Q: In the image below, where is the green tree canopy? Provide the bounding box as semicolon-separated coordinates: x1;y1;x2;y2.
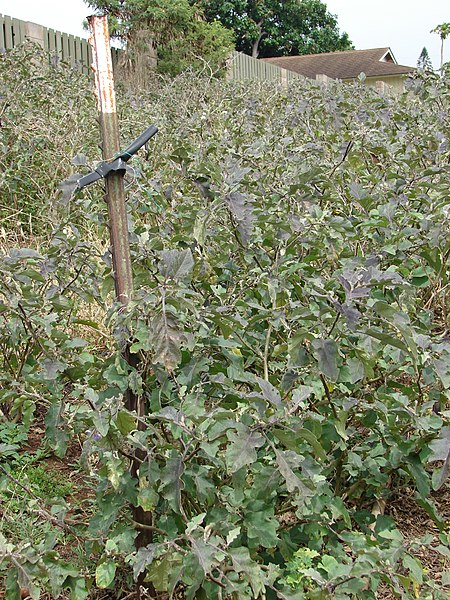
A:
417;46;433;71
196;0;353;58
85;0;234;77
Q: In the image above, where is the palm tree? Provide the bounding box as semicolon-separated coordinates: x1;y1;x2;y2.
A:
431;22;450;70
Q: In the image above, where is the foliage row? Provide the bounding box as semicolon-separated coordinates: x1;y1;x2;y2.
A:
1;46;450;599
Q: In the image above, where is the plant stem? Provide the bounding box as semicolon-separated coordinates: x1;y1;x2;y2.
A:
263;322;273;381
320;374;338;419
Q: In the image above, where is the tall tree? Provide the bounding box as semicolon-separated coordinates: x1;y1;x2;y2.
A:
431;22;450;70
196;0;353;58
417;47;433;71
85;0;234;78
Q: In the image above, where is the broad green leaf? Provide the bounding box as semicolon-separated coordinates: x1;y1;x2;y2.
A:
246;510;279;548
410;266;429;287
0;443;19;457
228;547;265;597
349;182;370;205
45;402;69;458
152;312;183;371
256;377;282;408
373;301;409;326
193;213;207;246
137;486;159;511
275;449;312;496
428;427;450;462
5;569;21;600
415;496;444;529
290;385;314;408
273;428;326;462
50;294;72;311
225;427;265;473
225;191;255;244
406;456;430;497
159;249;194;280
42;358;67;380
63;337;87;349
365;329;407;352
376;526;403;542
133;544;159;579
340;302;361;329
147;552;183;592
95;560;116;588
10;248;42;259
434;358;450;389
66;576;89;600
93;410;110;437
402;554;423;584
19;268;45;282
100;274;115;300
159;454;185;513
116;410;136;435
346;357;365;383
185;512;207;535
334;411;349;441
189;535;217;574
103;363;129;392
428;427;450;490
105;455;126;490
226;527;241;546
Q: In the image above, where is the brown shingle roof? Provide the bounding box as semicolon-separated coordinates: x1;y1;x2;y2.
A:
263;48;415;80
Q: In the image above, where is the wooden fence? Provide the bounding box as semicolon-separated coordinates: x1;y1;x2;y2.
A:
228;51;302;84
0;13;119;76
1;13;300;83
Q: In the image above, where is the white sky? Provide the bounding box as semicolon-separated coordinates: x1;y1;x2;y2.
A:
0;0;448;69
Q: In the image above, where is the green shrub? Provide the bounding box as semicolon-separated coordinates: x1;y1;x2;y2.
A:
0;44;98;236
0;51;449;598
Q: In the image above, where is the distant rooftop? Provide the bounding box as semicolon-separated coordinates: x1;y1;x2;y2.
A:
263;48;415;80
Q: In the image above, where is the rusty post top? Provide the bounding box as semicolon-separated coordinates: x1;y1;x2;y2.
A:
88;15;116;115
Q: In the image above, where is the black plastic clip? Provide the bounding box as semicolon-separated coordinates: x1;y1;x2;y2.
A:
77;124;158;190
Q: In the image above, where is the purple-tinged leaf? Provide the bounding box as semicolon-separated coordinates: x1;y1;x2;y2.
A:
312;338;339;381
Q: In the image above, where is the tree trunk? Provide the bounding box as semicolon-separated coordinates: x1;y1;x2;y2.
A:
251;21;265;59
116;29;157;87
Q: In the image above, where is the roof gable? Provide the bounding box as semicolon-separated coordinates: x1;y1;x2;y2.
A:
263;48;414;80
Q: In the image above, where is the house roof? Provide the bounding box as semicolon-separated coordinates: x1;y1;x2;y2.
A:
263;48;415;80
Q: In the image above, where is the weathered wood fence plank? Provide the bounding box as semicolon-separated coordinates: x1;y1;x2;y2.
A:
228;50;301;85
0;13;98;75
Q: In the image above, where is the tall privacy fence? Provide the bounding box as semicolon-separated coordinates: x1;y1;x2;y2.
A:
0;13;119;75
0;13;300;83
228;51;301;84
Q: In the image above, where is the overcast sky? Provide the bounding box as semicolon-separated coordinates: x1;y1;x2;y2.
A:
0;0;448;69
